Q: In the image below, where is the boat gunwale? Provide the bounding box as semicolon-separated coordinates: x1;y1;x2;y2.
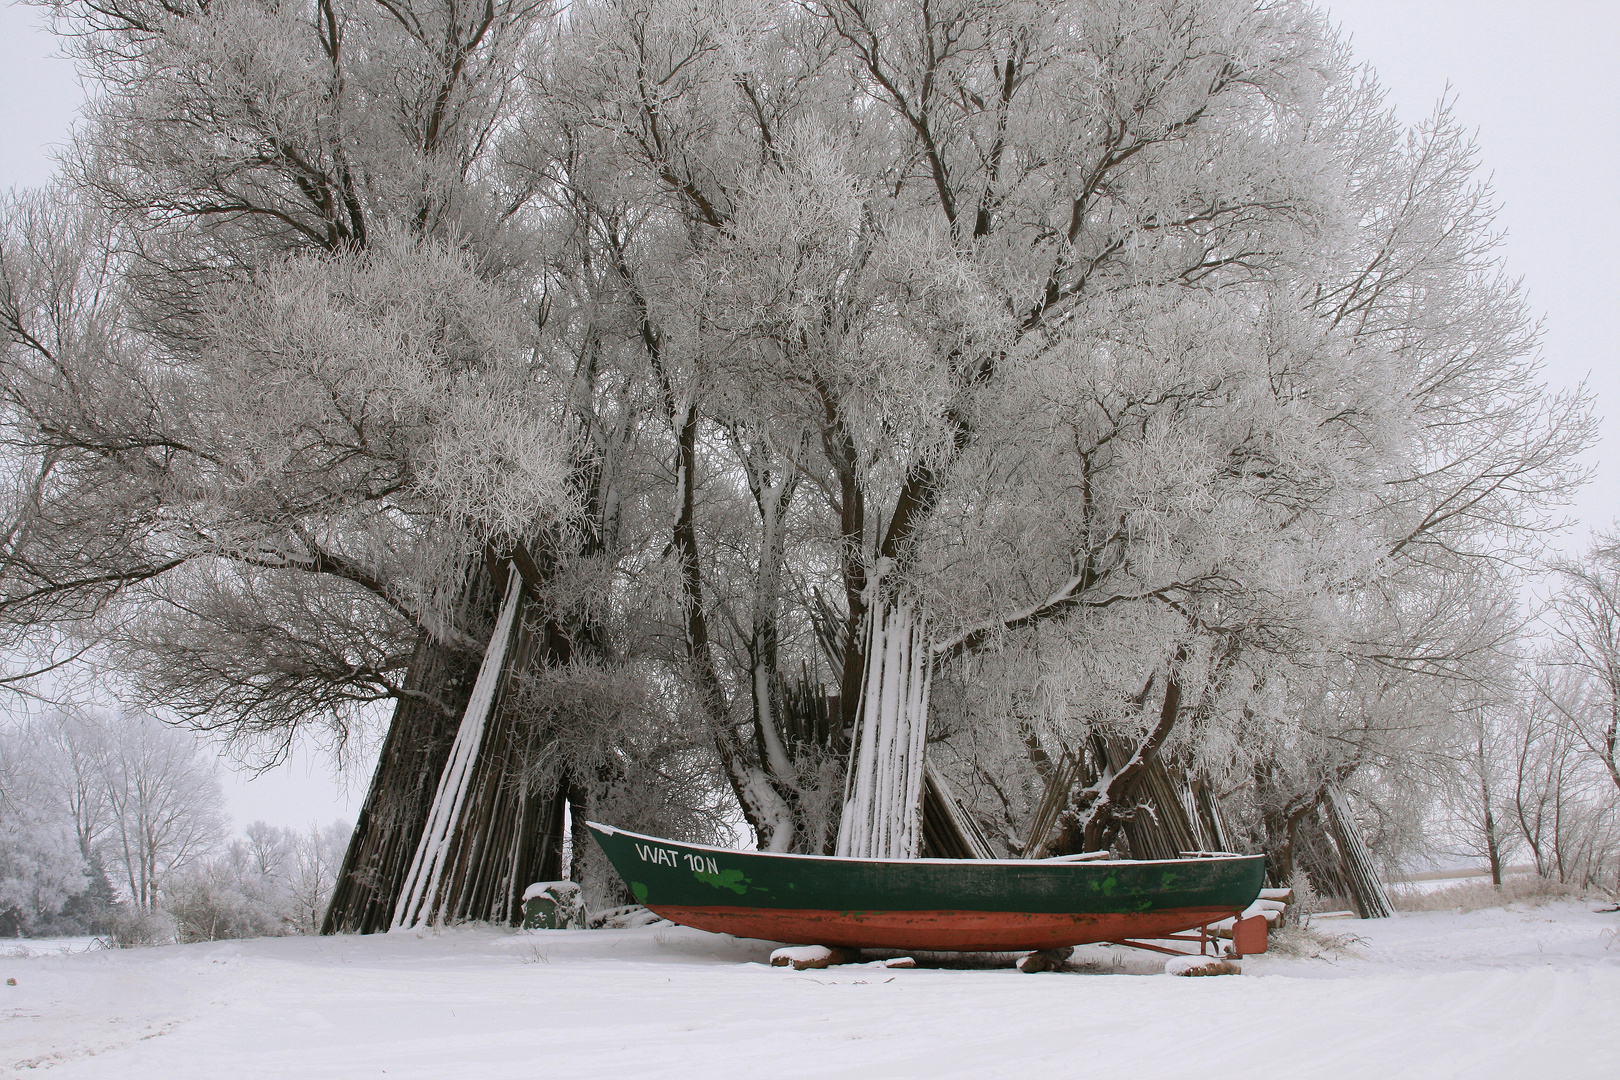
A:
586;821;1259;870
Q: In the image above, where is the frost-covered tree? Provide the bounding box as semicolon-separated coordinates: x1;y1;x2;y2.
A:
1437;698;1518;885
93;711;226;912
0;727;92;934
1272;93;1595;873
0;196;570;750
166;818;351;939
286;820;351;933
526;0;1383;853
1170;88;1595;879
2;0;1598;923
1505;668;1618;889
1540;530;1620;797
1;0;584;929
1;708;224;931
531;0;1591;867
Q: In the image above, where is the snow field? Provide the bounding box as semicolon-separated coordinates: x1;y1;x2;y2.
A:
2;902;1616;1079
0;937;101;960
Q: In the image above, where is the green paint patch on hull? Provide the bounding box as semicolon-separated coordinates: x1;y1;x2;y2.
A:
588;822;1265;952
693;868;750;894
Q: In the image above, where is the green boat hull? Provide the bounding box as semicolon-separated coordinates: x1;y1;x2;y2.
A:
588;822;1264;951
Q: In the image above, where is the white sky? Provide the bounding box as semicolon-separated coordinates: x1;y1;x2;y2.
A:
2;1;1616;829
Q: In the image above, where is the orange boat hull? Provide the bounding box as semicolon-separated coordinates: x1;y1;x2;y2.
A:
651;904;1236;951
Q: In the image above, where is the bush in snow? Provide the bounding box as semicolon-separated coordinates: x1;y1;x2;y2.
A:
166;821;351;942
106;905;176;948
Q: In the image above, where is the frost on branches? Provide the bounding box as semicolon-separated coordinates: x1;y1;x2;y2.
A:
0;0;1599;926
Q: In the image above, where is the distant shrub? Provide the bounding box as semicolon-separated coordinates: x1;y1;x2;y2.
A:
107;906;176;948
165;874;290;943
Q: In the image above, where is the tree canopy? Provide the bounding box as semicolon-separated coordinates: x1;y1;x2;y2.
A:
0;0;1598;917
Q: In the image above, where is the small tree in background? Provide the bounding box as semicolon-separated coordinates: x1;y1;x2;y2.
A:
4;706;354;939
2;709;223;934
1439;699;1519;886
1541;533;1620;798
165;819;351;941
285;822;350;934
95;712;225;912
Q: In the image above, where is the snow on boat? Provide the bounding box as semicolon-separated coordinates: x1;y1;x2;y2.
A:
588;822;1266;952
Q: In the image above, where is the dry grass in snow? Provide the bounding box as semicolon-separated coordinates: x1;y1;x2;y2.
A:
1390;873;1598;913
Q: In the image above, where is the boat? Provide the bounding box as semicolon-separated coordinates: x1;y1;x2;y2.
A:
588;822;1265;952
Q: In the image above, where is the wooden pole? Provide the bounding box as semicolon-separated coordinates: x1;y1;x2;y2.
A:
836;602;934;860
1322;783;1393;919
322;577;490;935
392;573;525;930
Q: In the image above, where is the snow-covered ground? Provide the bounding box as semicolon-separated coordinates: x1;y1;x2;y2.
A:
0;938;102;960
3;902;1616;1079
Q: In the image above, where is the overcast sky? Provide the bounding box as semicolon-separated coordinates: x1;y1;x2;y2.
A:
2;1;1617;830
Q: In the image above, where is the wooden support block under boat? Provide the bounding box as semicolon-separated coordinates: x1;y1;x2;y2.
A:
1016;947;1073;973
769;945;860;970
587;822;1265;953
1165;955;1242;976
1231;914;1269;957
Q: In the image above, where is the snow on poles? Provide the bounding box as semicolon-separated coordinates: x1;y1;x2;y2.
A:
1323;783;1394;919
391;572;525;931
836;602;933;860
902;613;932;858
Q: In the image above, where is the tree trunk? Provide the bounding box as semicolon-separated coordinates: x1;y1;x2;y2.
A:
919;763;994;859
1321;783;1394;919
1473;721;1503;886
390;562;601;930
322;631;483;934
392;574;527;929
1042;649;1187;856
1261;776;1325;889
567;781;593;886
1482;785;1503;887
